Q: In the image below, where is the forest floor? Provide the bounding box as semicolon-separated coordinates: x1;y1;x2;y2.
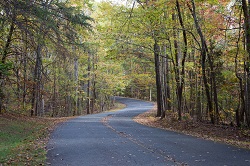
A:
0;102;126;165
134;105;250;150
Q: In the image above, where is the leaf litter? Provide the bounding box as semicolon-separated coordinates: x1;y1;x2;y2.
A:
134;106;250;150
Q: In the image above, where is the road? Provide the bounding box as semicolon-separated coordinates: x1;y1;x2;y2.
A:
46;97;250;166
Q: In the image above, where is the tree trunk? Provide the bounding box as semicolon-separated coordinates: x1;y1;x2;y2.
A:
160;46;166;118
208;41;220;123
15;55;21;106
166;58;171;113
74;57;78;116
52;67;57;117
233;8;245;126
242;0;250;127
0;14;15;113
154;39;162;117
22;36;27;112
91;53;97;114
32;44;43;116
176;0;188;120
188;0;215;124
172;12;182;121
86;52;91;114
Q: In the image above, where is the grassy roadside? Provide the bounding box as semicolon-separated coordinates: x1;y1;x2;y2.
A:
0;102;126;165
0;113;72;165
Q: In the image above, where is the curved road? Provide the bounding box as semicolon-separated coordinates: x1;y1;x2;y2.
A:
47;97;250;166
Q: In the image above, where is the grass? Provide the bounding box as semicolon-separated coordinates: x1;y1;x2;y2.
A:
0;113;72;165
0;102;126;165
0;114;49;165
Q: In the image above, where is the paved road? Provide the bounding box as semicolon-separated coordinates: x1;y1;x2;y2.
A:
46;97;250;166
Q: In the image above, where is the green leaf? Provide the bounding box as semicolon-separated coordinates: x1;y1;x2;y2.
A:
0;62;13;76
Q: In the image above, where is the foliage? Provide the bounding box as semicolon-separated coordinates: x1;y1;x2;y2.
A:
93;0;250;127
0;0;128;117
0;62;12;76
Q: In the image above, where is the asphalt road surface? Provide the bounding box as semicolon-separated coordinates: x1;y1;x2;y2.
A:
46;97;250;166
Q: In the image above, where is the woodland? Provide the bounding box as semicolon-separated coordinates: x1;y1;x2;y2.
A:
1;0;250;128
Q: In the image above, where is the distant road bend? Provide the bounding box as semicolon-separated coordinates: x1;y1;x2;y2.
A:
46;97;250;166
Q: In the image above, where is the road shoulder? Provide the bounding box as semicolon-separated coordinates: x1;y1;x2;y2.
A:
134;106;250;150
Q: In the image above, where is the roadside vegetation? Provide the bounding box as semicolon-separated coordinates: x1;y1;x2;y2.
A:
2;1;250;127
0;114;71;165
134;106;250;150
0;102;125;165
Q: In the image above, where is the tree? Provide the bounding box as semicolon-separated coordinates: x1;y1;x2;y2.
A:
0;0;92;116
242;0;250;126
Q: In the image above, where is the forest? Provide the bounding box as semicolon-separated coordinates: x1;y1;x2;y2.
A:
1;0;250;128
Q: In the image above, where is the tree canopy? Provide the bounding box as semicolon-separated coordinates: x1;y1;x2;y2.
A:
1;0;250;127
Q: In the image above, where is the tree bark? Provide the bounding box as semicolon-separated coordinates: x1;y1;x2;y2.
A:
233;8;245;126
160;46;166;118
172;12;182;121
74;57;78;116
208;42;219;123
242;0;250;126
86;51;91;114
32;44;43;116
154;39;162;117
175;0;188;121
22;27;28;112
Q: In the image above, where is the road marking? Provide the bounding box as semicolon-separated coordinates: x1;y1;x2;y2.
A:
101;115;188;166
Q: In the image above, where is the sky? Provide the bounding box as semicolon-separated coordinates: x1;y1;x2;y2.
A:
94;0;130;6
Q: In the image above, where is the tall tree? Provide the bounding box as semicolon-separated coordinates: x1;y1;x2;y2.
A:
242;0;250;126
188;0;215;124
0;0;92;115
